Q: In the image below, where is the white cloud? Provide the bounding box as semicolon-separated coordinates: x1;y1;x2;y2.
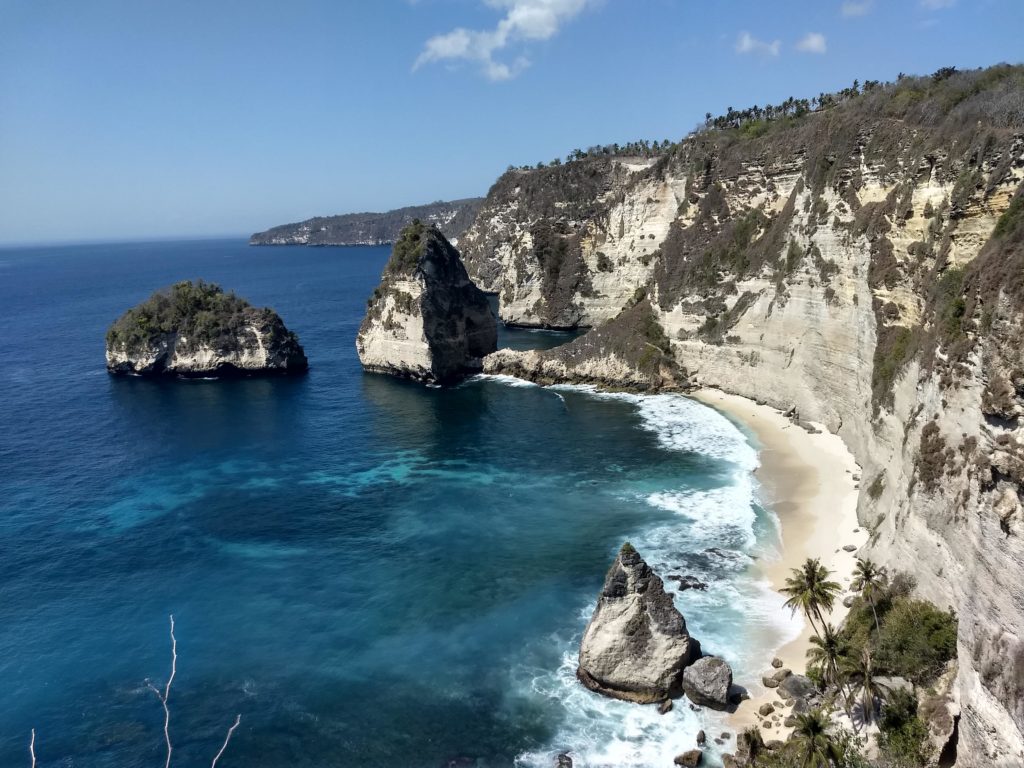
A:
920;0;955;8
796;32;827;54
414;0;593;81
735;31;780;57
841;1;873;17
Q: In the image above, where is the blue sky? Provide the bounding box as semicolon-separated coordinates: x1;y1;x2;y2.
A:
1;0;1021;244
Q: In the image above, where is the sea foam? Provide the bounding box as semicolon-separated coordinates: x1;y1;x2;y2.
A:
507;384;797;768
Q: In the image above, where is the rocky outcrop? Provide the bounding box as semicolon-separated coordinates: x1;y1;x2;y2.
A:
250;198;483;247
483;297;685;392
673;750;703;767
357;221;497;384
681;656;733;710
105;280;307;377
460;66;1024;764
577;543;701;703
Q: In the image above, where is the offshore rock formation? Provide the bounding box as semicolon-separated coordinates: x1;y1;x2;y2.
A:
250;198;483;247
105;280;307;377
463;66;1024;764
577;543;701;703
357;221;496;384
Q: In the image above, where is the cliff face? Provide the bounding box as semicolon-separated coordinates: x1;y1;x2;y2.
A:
467;66;1024;765
106;281;308;377
357;221;497;384
250;198;483;247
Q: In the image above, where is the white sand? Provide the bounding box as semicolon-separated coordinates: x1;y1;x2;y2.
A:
691;390;868;738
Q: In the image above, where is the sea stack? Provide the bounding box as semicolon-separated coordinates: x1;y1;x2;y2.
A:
105;280;308;377
357;220;497;384
577;543;702;703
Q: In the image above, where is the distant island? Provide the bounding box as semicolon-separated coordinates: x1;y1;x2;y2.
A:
249;198;483;247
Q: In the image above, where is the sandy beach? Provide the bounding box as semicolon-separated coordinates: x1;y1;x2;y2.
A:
691;389;868;738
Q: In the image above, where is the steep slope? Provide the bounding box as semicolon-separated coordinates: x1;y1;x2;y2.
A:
468;65;1024;766
250;198;483;246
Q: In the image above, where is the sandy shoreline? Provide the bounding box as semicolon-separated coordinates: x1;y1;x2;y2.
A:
691;389;867;739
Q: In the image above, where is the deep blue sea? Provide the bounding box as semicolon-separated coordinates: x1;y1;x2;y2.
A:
0;239;796;768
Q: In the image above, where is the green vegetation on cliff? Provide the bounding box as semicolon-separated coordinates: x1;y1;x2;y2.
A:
388;218;429;274
106;280;298;354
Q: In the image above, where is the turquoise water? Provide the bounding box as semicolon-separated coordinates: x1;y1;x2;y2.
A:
0;240;795;767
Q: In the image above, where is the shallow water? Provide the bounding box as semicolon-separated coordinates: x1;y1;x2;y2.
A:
0;240;797;767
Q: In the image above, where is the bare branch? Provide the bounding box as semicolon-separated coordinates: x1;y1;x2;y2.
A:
148;615;178;768
210;714;242;768
29;729;36;768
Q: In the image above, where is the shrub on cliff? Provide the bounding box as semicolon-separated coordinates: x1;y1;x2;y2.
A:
387;218;428;274
835;574;956;686
875;600;957;684
877;688;933;767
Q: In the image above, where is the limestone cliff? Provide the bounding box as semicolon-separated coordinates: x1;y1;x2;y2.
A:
465;66;1024;765
578;543;702;703
357;221;497;384
106;280;308;377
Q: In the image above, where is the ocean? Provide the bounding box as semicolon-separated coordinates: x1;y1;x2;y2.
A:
0;239;798;768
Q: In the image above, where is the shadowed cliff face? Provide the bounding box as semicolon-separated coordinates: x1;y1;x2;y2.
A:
357;222;497;384
465;66;1024;765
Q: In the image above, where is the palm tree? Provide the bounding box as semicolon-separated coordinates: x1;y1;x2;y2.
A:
807;624;841;686
789;709;844;768
842;647;891;729
781;558;843;638
851;558;887;634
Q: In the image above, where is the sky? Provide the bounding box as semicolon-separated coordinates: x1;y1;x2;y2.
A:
1;0;1022;244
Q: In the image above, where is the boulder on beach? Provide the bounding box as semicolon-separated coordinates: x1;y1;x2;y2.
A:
681;656;733;710
762;667;791;688
674;749;703;767
577;543;702;703
778;673;816;701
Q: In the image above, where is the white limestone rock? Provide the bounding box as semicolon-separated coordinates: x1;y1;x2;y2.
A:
577;543;701;703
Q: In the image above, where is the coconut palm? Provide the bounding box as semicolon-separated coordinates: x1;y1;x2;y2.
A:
789;709;844;768
851;558;888;634
807;623;853;718
842;647;891;729
781;558;843;638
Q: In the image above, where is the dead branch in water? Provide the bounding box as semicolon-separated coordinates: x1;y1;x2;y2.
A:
211;714;242;768
146;614;179;768
28;616;242;767
144;615;243;768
